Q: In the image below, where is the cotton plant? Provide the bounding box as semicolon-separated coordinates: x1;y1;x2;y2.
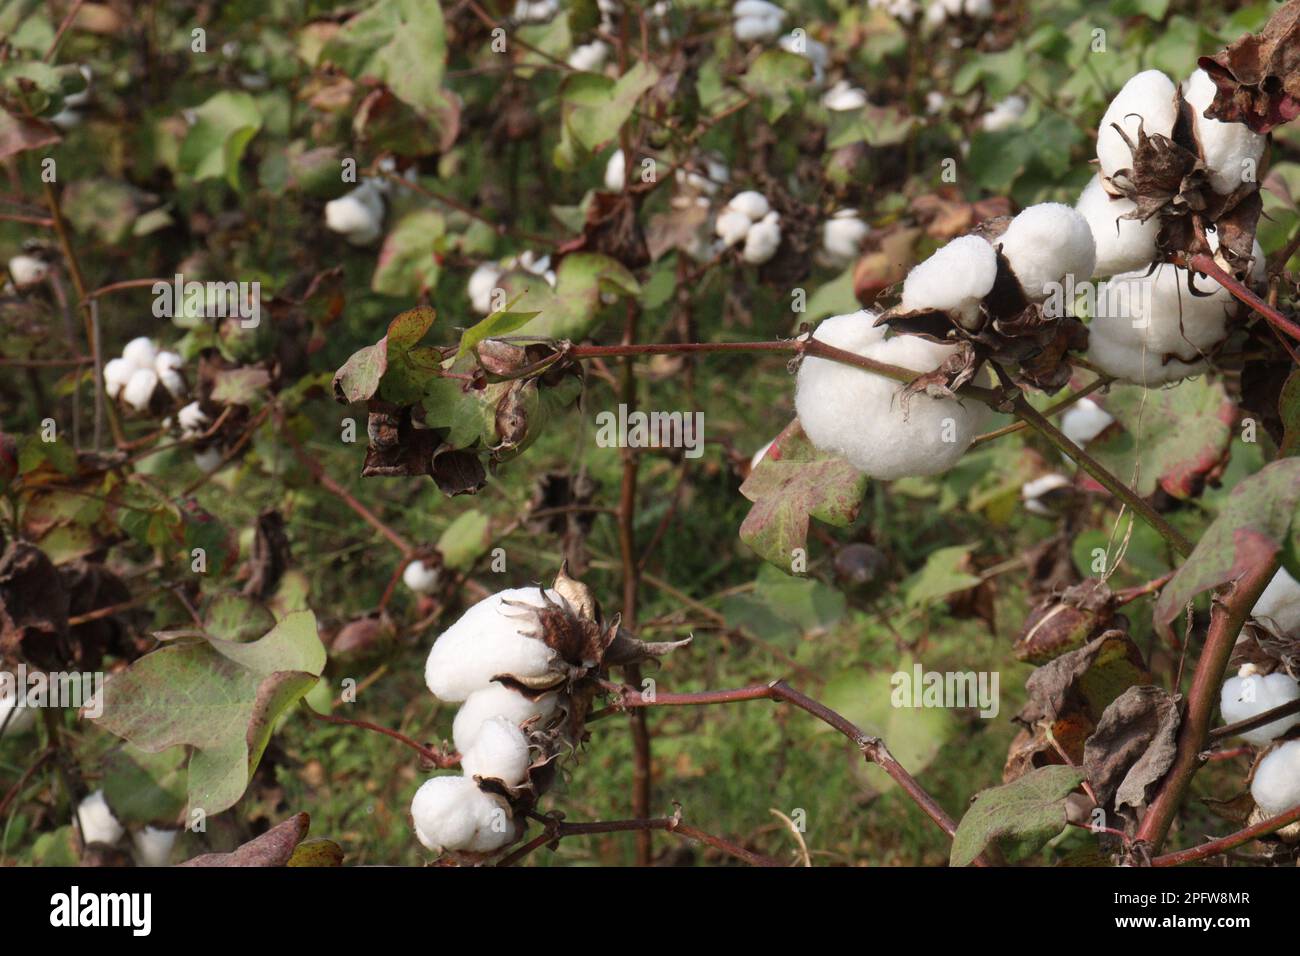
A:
7;253;49;289
674;154;729;196
1074;174;1160;278
75;790;125;846
103;337;187;412
822;80;868;112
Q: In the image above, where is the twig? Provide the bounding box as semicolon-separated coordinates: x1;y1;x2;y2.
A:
1188;252;1300;343
1208;695;1300;742
301;704;458;768
1151;802;1300;867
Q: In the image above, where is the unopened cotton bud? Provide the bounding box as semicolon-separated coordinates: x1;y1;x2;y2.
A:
122;368;159;411
460;716;531;787
1220;668;1300;746
900;234;998;329
453;683;559;754
76;790;124;846
8;254;49;288
403;559;440;595
424;588;560;702
997;203;1096;300
1097;70;1177;179
410;775;516;854
1251;740;1300;816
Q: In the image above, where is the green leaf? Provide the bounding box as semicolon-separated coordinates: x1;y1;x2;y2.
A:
371;210;445;298
557;60;658;157
827;103;916;149
333;342;388;404
102;745;188;827
91;610;327;815
742;50;811;122
950;765;1084;867
203;592;276;643
456;309;541;359
502;253;638;341
739;418;868;572
323;0;447;115
903;545;982;608
178;91;263;190
1280;369;1300;457
437;510;491;570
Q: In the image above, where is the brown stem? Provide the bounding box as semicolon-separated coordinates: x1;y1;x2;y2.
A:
1188;252;1300;343
302;705;458;768
1208;695;1300;742
1134;557;1279;854
1151;802;1300;867
970;376;1109;447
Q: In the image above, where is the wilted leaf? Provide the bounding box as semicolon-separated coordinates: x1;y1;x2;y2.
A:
1082;685;1180;812
951;765;1085;867
179;813;311;867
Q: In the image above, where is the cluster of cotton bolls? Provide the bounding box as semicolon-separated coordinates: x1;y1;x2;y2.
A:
468;251;557;315
74;790;178;866
513;0;559;24
103;337;186;412
924;0;993;27
411;588;566;856
714;191;782;265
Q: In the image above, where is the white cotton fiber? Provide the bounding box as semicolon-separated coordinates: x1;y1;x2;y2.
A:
1220;668;1300;746
727;191;771;222
981;95;1027;132
742;212;782;264
778;33;828;84
403;559;440;595
8;254;48;288
1022;473;1072;515
822;80;868;112
122;367;159;411
822;210;870;265
178;401;209;437
568;39;609;73
453;682;559;754
675;155;728;195
325;182;384;245
103;357;134;399
714;209;753;247
997;203;1097;300
122;336;158;370
1251;740;1300;816
424;588;560;702
794;311;989;479
154;350;185;397
132;826;178;867
1253;567;1300;638
410;776;516;854
1097;70;1178;179
460;716;531;787
1075;174;1160;277
604;149;626;192
76;790;124;846
1059;398;1115;446
732;0;786;41
1184;68;1266;195
468;263;504;315
900;234;998;329
193;446;224;473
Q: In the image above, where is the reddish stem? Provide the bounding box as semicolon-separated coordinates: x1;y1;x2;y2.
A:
1188;252;1300;343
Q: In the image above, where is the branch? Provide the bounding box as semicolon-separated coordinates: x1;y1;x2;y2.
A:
1207;695;1300;742
1189;252;1300;344
1151;802;1300;867
301;704;459;768
1134;558;1280;854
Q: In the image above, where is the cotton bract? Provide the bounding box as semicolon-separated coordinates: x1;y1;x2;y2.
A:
794;311;989;479
424;588;559;702
1097;70;1178;180
1184;68;1266;195
410;776;516;854
1251;740;1300;816
460;716;531;787
1075;174;1159;277
1253;568;1300;638
76;790;124;846
1220;668;1300;746
997;203;1096;300
452;682;558;754
900;234;997;329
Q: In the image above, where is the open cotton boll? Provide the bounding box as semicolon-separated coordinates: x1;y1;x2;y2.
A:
1220;668;1300;746
1253;568;1300;638
102;357;134;399
900;234;998;330
727;190;771;222
1251;740;1300;816
324;183;385;244
1097;70;1178;179
76;790;124;846
981;95;1027;132
424;588;560;702
604;149;626;192
715;209;754;247
513;0;558;24
822;80;868;112
410;776;516;854
1184;69;1266;195
1021;474;1072;516
742;213;781;264
154;351;185;397
193;446;224;473
122;368;159;411
676;156;729;195
568;39;609;72
1059;398;1115;446
997;203;1096;300
178;401;209;437
1075;174;1159;277
822;210;870;265
453;682;559;754
8;254;49;288
468;263;504;315
794;311;989;479
403;559;440;595
132;826;178;867
460;716;531;787
122;336;158;369
732;0;786;41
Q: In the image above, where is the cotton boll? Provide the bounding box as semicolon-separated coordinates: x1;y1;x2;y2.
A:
1184;68;1266;195
998;203;1097;300
424;588;560;702
981;95;1027;132
132;827;178;867
122;368;159;411
403;559;441;595
1251;740;1300;816
1059;398;1115;446
1253;568;1300;638
1021;473;1072;516
154;351;185;397
8;254;48;288
1097;70;1178;179
742;213;782;264
822;80;868;112
193;446;224;473
76;790;124;846
410;776;516;854
325;183;385;244
1075;174;1159;277
900;234;998;330
732;1;786;41
822;210;870;265
715;209;753;247
453;683;559;754
468;263;504;315
568;39;610;72
177;401;209;437
102;358;134;399
604;149;625;192
460;716;531;787
122;336;158;370
1220;668;1300;746
794;311;989;479
726;190;771;221
963;0;993;15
